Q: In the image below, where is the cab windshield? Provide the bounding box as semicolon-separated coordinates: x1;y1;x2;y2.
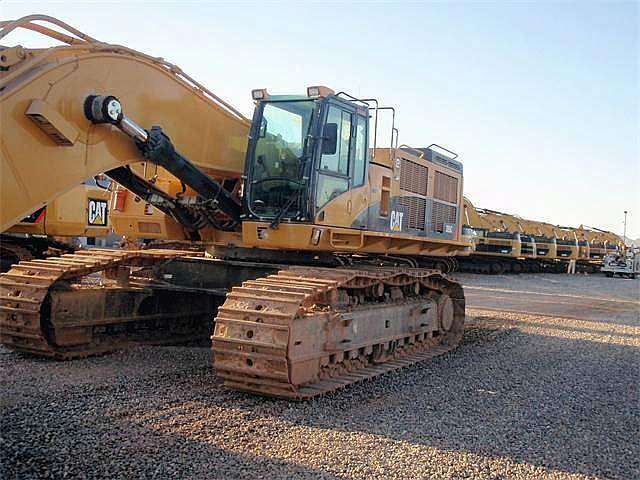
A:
249;100;315;217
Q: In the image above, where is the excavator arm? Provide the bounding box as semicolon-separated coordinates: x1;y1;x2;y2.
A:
105;166;201;237
83;95;243;229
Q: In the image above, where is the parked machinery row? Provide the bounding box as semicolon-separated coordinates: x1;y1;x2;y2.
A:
458;198;624;274
86;169;625;276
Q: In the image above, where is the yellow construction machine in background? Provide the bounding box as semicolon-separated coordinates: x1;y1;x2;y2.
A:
1;181;111;271
459;198;624;274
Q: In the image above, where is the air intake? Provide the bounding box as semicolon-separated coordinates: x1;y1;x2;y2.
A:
25;100;78;146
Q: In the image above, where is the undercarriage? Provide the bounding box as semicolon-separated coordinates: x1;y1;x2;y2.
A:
458;256;571;274
0;248;464;399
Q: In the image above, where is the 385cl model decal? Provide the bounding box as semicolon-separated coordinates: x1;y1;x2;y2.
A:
88;199;108;226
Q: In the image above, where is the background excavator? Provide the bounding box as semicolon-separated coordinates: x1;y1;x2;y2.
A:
460;197;524;273
459;197;624;274
1;15;468;400
1;181;111;272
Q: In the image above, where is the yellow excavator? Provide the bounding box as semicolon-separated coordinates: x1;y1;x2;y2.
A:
1;181;111;271
107;165;194;243
1;15;469;399
460;196;618;274
459;197;524;273
573;226;624;272
538;223;579;261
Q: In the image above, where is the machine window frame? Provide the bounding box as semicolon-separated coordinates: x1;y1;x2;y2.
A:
318;105;353;176
244;98;317;221
314;100;357;212
351;113;368;187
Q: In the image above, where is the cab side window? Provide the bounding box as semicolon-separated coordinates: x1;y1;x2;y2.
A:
316;105;353;209
352;114;367;187
319;106;351;175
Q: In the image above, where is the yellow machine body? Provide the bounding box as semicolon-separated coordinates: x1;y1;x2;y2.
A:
6;183;111;237
107;164;192;241
239;146;469;257
462;197;522;259
0;35;249;232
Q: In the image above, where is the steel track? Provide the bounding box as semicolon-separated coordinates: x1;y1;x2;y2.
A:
0;248;206;358
213;266;465;399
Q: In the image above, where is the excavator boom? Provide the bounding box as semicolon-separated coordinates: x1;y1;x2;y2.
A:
0;15;249;232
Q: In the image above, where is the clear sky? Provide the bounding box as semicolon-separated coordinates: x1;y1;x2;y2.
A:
3;0;639;238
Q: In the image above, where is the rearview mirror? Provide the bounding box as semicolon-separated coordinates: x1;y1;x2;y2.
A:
321;123;338;155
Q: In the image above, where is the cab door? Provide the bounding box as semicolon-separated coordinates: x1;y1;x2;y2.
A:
314;103;354;228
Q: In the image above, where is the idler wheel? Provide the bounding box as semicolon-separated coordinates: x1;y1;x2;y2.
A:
436;294;454;332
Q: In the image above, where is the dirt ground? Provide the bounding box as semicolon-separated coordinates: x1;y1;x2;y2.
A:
1;273;638;479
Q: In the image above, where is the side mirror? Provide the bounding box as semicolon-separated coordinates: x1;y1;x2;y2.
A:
321;123;338;155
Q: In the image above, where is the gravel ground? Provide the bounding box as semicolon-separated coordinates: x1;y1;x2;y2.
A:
458;272;639;324
1;273;638;479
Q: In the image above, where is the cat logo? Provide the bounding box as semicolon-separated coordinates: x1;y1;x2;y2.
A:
87;199;108;226
390;210;404;232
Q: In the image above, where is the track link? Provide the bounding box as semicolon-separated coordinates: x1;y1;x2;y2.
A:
0;248;204;358
0;243;34;273
212;266;465;399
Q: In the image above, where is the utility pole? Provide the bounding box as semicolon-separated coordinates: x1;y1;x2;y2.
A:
623;210;628;245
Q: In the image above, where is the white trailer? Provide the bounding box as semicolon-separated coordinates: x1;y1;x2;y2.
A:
601;247;640;279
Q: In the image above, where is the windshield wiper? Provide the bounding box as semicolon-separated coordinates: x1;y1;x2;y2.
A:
267;150;311;229
269;188;302;230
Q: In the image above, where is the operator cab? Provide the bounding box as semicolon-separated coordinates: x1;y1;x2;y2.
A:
243;86;464;249
244;86;368;227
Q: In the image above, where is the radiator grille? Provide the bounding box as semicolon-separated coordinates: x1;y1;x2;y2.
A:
399;158;428;196
434;171;458;204
399;196;426;231
431;201;457;233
